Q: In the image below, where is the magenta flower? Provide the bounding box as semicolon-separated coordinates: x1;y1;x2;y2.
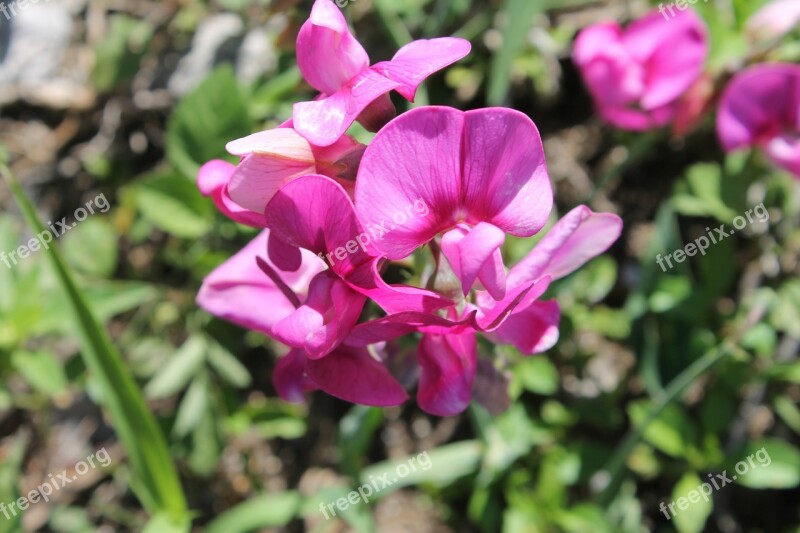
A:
355;106;553;300
717;63;800;178
572;9;708;131
292;0;471;146
197;230;408;406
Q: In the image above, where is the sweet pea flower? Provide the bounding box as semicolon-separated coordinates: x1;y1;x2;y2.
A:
197;230;408;406
345;205;622;416
355;106;553;301
717;63;800;178
197;126;365;227
292;0;471;146
572;9;708;131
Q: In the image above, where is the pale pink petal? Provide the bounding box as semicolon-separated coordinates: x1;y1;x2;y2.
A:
296;0;370;95
507;206;623;289
371;37;472;101
227;154;316;214
746;0;800;41
197;159;268;227
305;346;409;406
417;330;477;416
462;109;553;236
486;300;560;354
293;69;402;147
225;128;315;159
355;106;464;259
197;231;299;335
441;223;506;299
765;134;800;177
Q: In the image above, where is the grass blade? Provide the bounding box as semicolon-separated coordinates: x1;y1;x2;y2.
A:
0;165;189;528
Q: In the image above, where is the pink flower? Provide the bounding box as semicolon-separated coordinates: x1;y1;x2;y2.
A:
292;0;471;146
746;0;800;41
197;229;408;406
197;126;365;227
354;106;553;300
572;9;708;131
717;63;800;178
344;206;622;416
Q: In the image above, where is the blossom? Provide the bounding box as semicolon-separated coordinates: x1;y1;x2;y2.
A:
746;0;800;41
717;63;800;178
197;126;365;227
354;105;553;300
292;0;471;146
572;9;708;131
197;229;409;406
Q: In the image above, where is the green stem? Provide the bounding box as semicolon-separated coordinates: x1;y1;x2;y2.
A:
597;341;737;506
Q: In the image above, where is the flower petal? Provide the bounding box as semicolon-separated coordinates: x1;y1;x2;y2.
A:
272;271;365;359
486;300;560;354
305;345;409;406
198;159;267;227
296;0;370;95
507;206;622;289
227;153;316;214
461;108;553;236
264;174;378;276
355;106;464;258
293;69;402;147
197;231;321;335
273;349;316;403
441;222;506;299
371;37;472;101
417;330;477;416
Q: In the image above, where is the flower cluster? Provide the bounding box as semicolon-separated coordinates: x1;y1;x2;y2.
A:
195;0;622;416
573;0;800;180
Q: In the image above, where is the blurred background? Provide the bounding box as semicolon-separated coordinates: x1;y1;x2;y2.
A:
0;0;798;531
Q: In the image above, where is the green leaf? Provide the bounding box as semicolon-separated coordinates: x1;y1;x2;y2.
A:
145;335;206;399
206;492;300;533
0;437;25;533
172;374;209;437
515;356;559;395
166;66;253;179
133;172;213;238
628;401;696;459
359;441;483;494
207;339;251;388
728;438;800;489
339;406;384;478
672;472;712;533
1;166;189;528
62;218;119;277
11;350;68;396
92;15;153;92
